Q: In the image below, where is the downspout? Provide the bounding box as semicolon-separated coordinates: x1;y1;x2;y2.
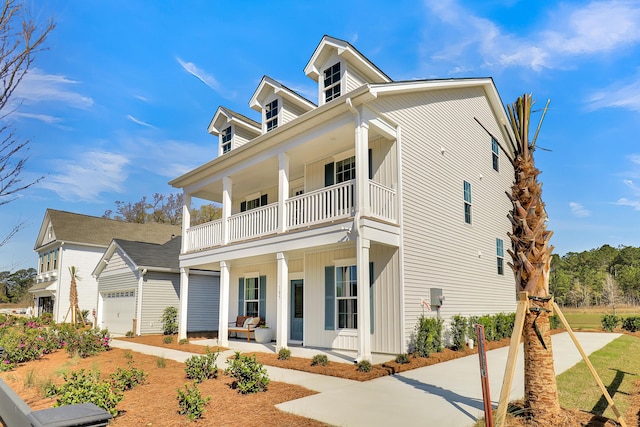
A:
135;267;147;336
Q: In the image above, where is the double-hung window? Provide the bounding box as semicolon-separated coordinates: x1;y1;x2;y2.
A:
496;238;504;275
463;180;472;224
244;277;259;317
221;126;232;154
335;156;355;183
324;62;341;102
265;99;278;132
336;265;357;329
492;137;499;171
240;194;268;212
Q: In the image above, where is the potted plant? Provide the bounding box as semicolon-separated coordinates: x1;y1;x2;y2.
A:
254;323;272;343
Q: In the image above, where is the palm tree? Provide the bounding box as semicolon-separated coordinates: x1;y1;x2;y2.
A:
505;94;560;422
65;266;85;326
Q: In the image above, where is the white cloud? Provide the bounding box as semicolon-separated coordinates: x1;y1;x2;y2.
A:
569;201;591;217
587;78;640;112
13;68;94;108
422;0;640;72
13;112;62;124
177;57;220;91
127;114;155;128
39;151;130;202
616;197;640;210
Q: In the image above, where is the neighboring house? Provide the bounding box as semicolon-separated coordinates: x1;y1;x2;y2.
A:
169;35;518;361
29;209;181;323
93;236;219;336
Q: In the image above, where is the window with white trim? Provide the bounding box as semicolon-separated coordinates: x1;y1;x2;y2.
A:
265;99;278;132
244;277;259;317
324;62;341;102
336;265;357;329
240;194;268;212
221;126;232;154
463;180;472;224
492;137;499;171
335;156;355;183
496;238;504;275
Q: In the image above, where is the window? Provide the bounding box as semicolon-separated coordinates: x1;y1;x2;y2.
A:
335;156;355;183
240;194;268;212
496;238;504;275
492;137;499;171
463;181;472;224
336;265;357;329
53;250;58;269
324;62;341;102
221;126;232;154
244;277;259;317
265;99;278;131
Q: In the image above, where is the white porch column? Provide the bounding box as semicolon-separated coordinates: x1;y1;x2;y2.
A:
222;177;232;244
178;267;190;340
218;260;230;347
277;153;290;233
355;120;370;217
181;193;191;253
275;252;289;351
356;237;371;362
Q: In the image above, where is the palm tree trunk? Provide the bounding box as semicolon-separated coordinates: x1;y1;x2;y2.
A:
507;94;561;421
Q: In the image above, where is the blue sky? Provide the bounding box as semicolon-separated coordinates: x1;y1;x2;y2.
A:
2;0;640;271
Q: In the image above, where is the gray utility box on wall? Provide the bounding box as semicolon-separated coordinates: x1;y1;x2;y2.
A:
430;288;444;309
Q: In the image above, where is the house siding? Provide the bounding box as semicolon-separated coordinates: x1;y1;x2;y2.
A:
281;100;306;125
54;244;104;323
187;274;220;332
103;249;135;273
369;87;517;347
234;126;255;150
140;272;180;335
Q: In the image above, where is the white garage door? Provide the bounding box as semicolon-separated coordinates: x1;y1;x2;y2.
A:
101;290;136;335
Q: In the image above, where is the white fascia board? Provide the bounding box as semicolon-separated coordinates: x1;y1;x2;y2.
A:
136;266;179;274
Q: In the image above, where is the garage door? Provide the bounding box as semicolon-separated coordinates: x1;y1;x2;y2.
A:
101;290;136;335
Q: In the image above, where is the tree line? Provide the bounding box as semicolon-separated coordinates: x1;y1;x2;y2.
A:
0;268;36;303
550;244;640;307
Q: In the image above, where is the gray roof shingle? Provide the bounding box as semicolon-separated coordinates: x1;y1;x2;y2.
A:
114;237;181;270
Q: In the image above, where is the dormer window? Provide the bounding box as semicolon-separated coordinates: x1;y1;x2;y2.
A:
265;99;278;132
324;62;341;102
221;126;232;154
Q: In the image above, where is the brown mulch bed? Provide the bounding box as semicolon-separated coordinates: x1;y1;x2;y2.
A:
0;347;323;426
114;332;225;355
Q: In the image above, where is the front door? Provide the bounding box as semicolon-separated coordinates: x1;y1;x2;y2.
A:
290;280;303;341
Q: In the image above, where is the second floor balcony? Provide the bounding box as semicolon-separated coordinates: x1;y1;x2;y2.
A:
184;179;397;253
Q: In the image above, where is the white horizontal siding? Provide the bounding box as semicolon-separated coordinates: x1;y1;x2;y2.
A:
140;272;180;335
370;87;517;348
103;249;134;273
187;274;220;332
234;126;255;150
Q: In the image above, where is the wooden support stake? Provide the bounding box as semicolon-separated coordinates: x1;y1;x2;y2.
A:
495;292;528;426
552;302;627;427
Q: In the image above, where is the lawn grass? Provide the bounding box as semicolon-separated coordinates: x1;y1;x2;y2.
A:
560;306;638;330
557;334;640;421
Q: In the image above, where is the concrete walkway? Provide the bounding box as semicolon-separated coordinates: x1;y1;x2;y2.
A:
111;332;622;426
276;332;622;426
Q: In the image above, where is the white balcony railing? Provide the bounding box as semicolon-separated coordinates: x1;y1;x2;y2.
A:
228;203;278;242
286;181;354;229
184;180;397;252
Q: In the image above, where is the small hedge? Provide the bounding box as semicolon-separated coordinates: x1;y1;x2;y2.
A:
601;314;621;332
622;316;640;333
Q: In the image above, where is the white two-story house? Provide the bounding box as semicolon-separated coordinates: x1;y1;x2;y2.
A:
170;35;517;361
30;209;181;323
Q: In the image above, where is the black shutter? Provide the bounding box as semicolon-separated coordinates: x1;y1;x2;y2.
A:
260;194;268;206
240;201;247;212
324;162;335;187
368;148;373;180
324;266;335;330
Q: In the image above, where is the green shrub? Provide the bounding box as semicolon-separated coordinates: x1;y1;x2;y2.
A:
550;314;561;330
622;316;640;333
356;360;371;372
109;366;147;391
450;315;468;350
601;314;621;332
278;348;291;360
413;315;443;357
176;382;210;420
495;312;515;340
185;350;219;383
156;356;166;369
225;352;270;394
161;306;178;335
179;338;189;345
50;369;123;416
125;331;134;338
476;315;496;341
64;329;111;358
311;354;328;366
163;335;173;344
395;353;410;364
